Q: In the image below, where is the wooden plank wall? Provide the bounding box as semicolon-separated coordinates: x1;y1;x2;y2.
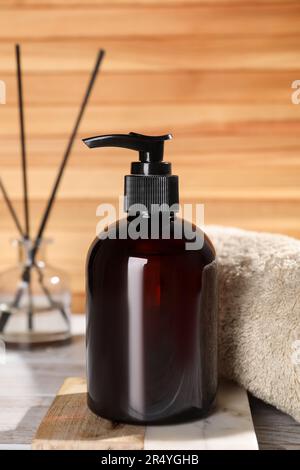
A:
0;0;300;311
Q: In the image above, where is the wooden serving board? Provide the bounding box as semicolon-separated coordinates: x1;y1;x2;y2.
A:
32;378;144;450
32;377;258;450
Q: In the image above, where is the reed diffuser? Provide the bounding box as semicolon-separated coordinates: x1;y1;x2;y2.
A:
0;45;105;348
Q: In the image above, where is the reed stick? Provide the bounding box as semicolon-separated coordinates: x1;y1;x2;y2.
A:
31;49;105;263
16;44;30;239
0;177;24;237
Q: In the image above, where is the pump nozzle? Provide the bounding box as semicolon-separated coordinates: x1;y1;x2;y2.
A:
84;132;172;163
83;132;178;213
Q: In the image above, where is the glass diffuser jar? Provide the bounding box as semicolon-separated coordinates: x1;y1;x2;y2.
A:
0;239;71;348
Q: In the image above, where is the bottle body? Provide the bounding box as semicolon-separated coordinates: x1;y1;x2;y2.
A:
86;217;217;424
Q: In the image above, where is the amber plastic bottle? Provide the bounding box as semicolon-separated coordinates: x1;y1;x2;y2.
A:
83;133;218;424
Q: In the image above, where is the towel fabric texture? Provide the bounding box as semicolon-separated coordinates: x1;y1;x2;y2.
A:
206;226;300;422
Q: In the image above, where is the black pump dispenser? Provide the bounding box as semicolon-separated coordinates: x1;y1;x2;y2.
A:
83;132;179;213
84;130;218;424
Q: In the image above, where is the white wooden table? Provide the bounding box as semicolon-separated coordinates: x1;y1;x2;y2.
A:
0;316;299;450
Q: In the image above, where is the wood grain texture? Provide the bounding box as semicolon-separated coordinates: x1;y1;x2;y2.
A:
0;5;300;39
1;0;299;7
1;71;297;105
0;0;299;311
32;377;145;450
249;395;300;450
0;38;300;72
1;105;300;137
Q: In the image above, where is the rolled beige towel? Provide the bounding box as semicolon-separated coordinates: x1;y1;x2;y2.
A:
206;225;300;422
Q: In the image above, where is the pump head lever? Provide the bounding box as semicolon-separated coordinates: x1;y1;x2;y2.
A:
83;132;172;163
